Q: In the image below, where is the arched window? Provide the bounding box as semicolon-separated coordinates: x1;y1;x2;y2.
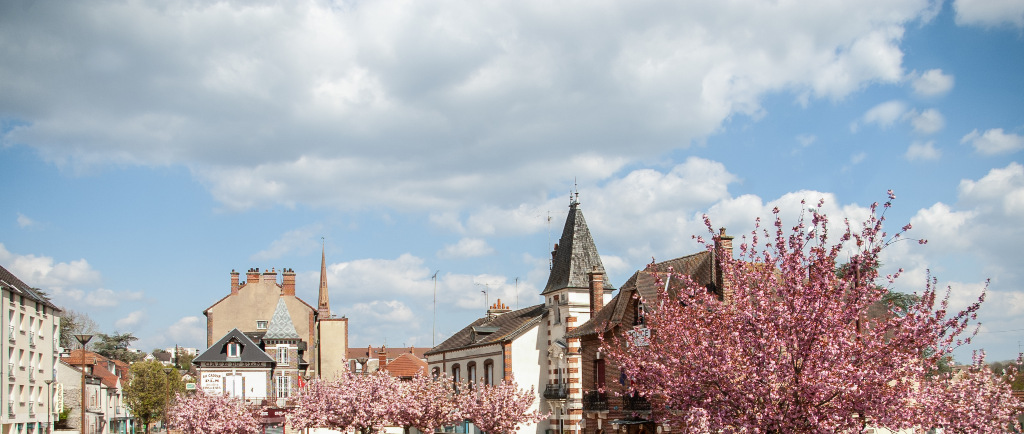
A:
431;367;440;379
451;364;461;382
483;360;495;385
467;362;477;385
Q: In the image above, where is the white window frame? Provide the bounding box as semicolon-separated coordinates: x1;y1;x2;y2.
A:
227;342;240;358
275;375;291;398
276;345;289;365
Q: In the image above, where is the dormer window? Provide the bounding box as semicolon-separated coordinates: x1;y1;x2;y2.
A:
227;342;240;358
256;321;268;330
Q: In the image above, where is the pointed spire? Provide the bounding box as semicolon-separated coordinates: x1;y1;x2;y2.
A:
318;239;331;318
542;196;606;295
264;298;301;340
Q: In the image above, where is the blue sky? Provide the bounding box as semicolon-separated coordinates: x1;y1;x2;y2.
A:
1;0;1023;362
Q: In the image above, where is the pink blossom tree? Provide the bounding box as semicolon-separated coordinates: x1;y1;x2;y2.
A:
393;372;463;434
167;391;261;434
604;195;1017;432
457;376;545;434
289;371;402;434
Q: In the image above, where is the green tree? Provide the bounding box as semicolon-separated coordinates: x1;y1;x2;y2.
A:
94;332;143;363
124;361;185;433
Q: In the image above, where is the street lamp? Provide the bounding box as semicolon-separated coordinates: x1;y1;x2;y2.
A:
44;379;53;434
73;334;93;434
163;367;173;432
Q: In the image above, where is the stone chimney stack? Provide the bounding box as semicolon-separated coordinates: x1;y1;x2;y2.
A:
246;268;260;284
282;268;296;296
230;270;240;295
487;299;511;318
588;267;604;317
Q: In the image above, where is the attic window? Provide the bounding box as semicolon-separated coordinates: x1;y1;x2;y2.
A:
227;342;240;358
256;321;268;330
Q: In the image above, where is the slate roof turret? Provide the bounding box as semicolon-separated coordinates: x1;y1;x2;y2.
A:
264;297;301;340
542;198;606;295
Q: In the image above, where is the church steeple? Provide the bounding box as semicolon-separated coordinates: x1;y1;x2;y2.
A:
318;241;331;318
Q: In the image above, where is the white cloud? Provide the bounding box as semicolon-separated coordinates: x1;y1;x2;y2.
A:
960;128;1024;155
250;224;324;261
0;0;939;212
908;108;945;135
438;238;494;259
166;316;207;348
0;244;102;294
16;213;37;228
910;69;954;97
906;141;942;161
861;100;908;129
954;0;1024;29
796;134;817;147
115;310;146;330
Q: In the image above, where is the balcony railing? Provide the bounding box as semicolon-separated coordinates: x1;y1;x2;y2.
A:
622;393;651;411
28;334;35;347
8;325;14;342
7;402;13;416
582;391;609;411
543;384;568;400
7;362;13;378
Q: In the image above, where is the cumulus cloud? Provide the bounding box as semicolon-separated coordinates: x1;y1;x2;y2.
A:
0;243;102;293
860;100;909;129
954;0;1024;28
438;238;494;259
115;310;146;330
0;0;939;212
910;69;954;97
166;316;207;348
961;128;1024;155
906;141;942;161
907;109;945;135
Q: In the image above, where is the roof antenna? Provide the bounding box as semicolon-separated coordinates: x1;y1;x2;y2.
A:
571;178;580;206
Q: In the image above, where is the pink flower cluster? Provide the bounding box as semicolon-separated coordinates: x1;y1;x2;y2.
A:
167;391;261;434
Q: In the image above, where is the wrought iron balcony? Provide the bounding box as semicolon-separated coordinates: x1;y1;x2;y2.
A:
543;383;568;400
622;393;651;411
582;391;608;411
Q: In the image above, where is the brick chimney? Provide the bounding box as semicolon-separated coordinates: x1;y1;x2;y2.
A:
714;228;735;302
230;270;240;295
588;267;604;317
377;346;388;371
282;268;296;296
263;268;277;286
246;268;260;284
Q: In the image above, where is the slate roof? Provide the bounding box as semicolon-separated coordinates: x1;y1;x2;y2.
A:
568;251;717;339
194;328;274;364
426;304;548;356
542;200;606;295
264;297;301;340
0;264;61;311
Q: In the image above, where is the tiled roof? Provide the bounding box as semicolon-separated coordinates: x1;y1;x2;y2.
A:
542;201;606;295
346;346;431;360
194;328;274;364
61;350;123;389
0;264;60;311
568;251;717;339
264;298;300;340
383;352;429;378
426;304;547;355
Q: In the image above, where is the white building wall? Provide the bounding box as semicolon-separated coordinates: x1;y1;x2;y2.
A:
1;287;61;433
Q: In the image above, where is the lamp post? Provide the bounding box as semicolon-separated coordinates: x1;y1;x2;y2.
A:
163;367;173;432
73;334;93;434
44;379;53;434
